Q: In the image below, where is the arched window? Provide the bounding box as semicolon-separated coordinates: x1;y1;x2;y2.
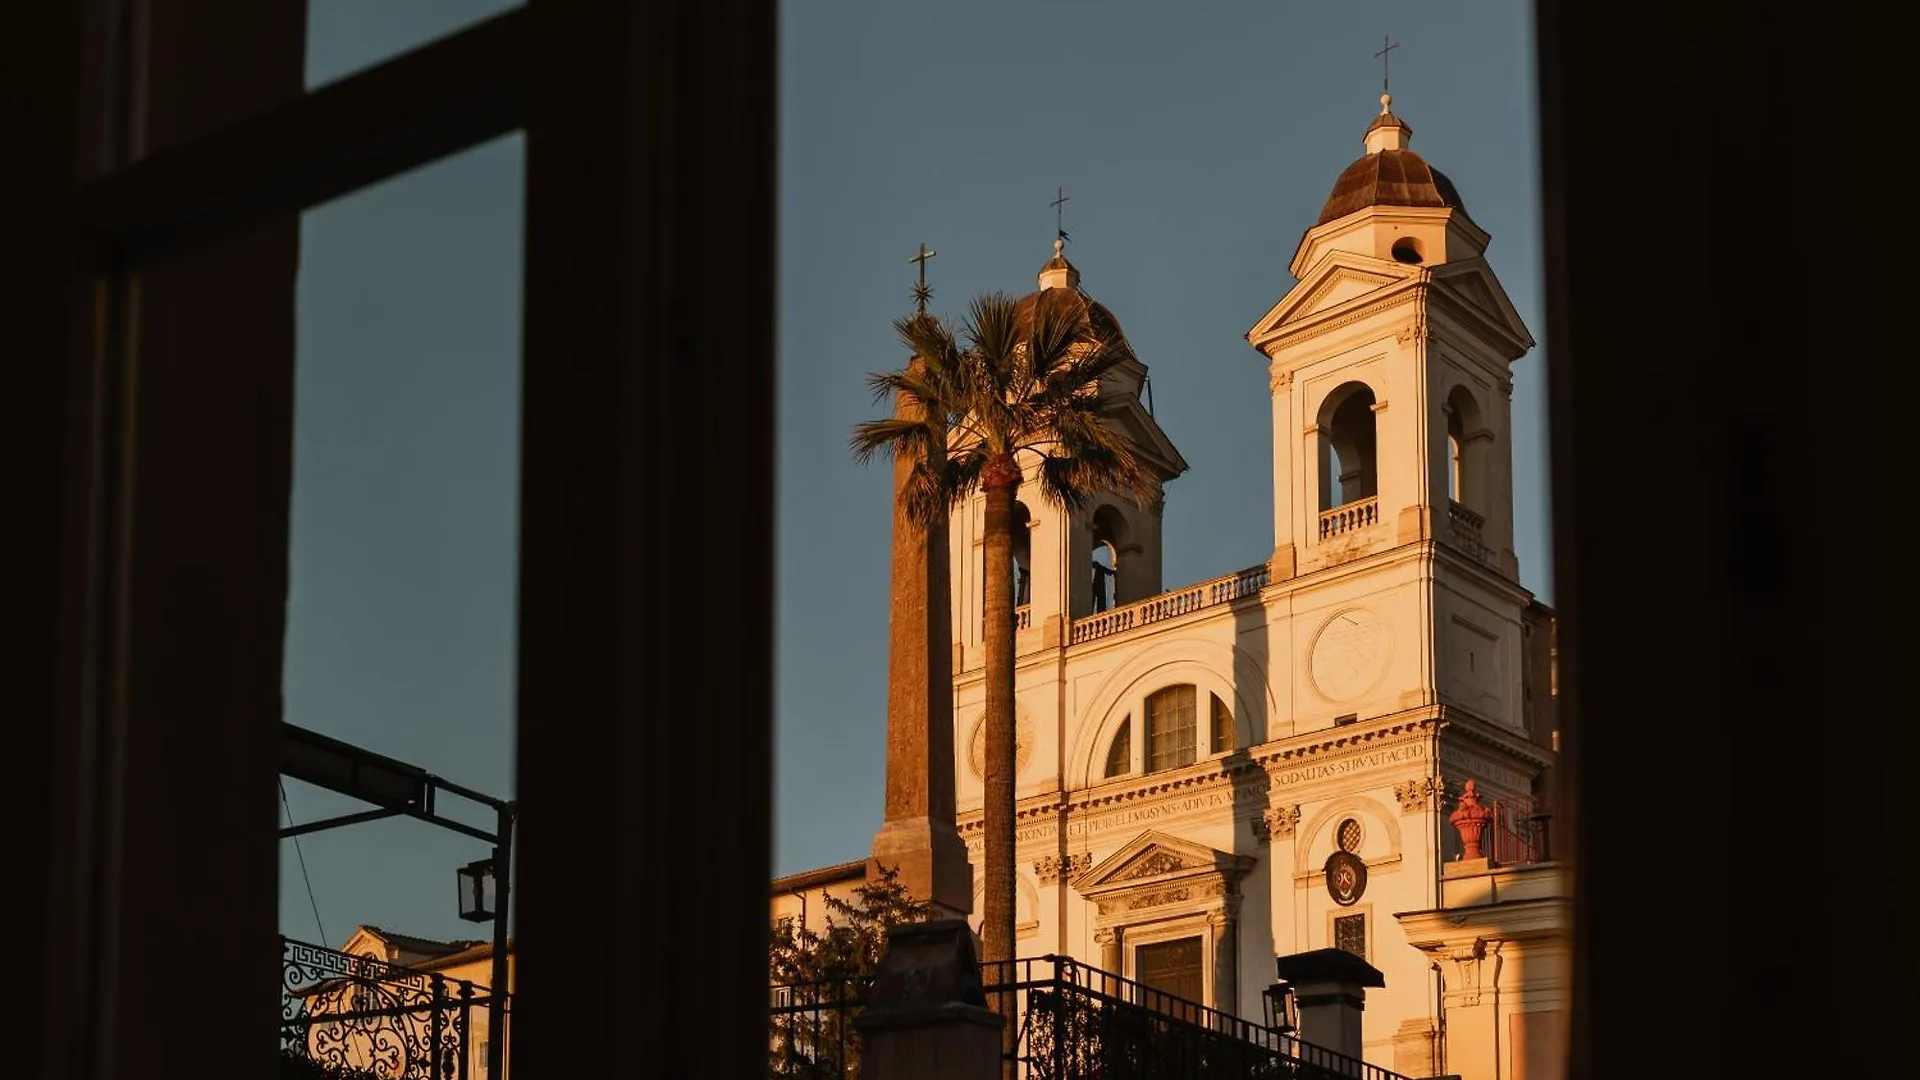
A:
984;501;1035;619
1011;501;1033;607
1146;685;1197;773
1317;382;1378;512
1090;504;1127;612
1210;693;1234;754
1447;432;1463;502
1090;541;1116;612
1104;716;1132;778
1444;386;1484;510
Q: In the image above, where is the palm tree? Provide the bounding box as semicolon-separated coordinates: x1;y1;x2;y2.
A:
851;291;1155;983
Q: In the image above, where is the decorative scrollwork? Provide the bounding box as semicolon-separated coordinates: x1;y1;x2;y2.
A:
1394;776;1446;813
1250;805;1301;845
282;936;489;1080
1035;852;1094;885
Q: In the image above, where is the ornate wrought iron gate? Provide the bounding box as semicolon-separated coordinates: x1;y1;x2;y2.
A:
282;936;503;1079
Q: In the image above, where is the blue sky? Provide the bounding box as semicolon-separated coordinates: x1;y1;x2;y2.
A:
281;0;1547;944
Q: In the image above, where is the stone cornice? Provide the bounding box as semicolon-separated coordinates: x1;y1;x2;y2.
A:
1253;260;1530;375
1294;267;1403;317
1431;539;1535;602
1427;283;1531;360
1249;714;1437;773
1268;537;1532;608
1254;279;1428;355
1437;710;1555;772
1394;897;1571;945
954;713;1445;837
1261;534;1431;597
1286;205;1470;279
1428;257;1533;345
956;794;1069;834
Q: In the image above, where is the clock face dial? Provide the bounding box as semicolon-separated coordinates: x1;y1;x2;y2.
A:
1309;608;1389;703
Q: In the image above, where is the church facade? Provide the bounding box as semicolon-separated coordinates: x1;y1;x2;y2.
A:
927;94;1565;1077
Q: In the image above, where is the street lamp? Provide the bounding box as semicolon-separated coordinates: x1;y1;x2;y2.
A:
457;857;498;922
457;840;511;1080
278;724;512;1080
1262;981;1297;1035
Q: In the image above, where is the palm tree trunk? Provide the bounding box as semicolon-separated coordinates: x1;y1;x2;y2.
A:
978;452;1020;1070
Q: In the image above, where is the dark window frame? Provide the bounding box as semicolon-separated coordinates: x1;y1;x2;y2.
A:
16;2;774;1075
1145;684;1197;774
1104;715;1133;778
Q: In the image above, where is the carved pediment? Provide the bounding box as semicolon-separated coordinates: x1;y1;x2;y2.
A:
1072;829;1255;898
1116;850;1192;881
1429;259;1534;351
1294;268;1402;319
1246;252;1421;347
1102;397;1190;479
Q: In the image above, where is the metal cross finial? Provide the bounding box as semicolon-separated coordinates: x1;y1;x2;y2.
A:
908;242;937;314
1374;36;1400;95
1051;186;1072;243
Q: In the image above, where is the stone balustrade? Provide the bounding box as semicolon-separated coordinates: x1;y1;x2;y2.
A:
1318;496;1378;540
1069;564;1269;645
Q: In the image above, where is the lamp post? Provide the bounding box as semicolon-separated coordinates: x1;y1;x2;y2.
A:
455;806;515;1079
278;725;515;1078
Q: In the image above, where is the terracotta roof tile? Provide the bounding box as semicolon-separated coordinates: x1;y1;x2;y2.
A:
361;925;486;957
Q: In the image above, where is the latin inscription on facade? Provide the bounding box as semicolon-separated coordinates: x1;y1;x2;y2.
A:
993;741;1431;846
1265;741;1425;787
1438;745;1531;794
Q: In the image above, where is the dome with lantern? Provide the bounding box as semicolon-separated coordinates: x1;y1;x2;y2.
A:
1315;94;1467;226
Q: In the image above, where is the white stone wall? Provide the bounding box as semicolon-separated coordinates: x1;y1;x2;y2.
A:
945;194;1548;1073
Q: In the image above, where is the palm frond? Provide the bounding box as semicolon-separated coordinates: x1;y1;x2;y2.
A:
1021;297;1089;390
1036;441;1152;513
1042;339;1132;400
894;312;960;372
850;415;943;466
855;288;1158;530
895;458;953;528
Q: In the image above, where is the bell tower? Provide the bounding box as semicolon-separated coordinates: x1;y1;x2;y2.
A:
1245;94;1537;732
951;238;1189;660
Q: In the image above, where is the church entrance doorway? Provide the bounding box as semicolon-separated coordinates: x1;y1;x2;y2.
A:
1136;935;1204;1023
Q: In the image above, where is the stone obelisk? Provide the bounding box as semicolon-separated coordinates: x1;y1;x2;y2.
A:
869;245;973;918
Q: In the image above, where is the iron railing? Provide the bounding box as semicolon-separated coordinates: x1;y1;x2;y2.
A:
1486;795;1552;867
985;955;1407;1080
769;974;872;1078
768;956;1408;1080
282;935;504;1080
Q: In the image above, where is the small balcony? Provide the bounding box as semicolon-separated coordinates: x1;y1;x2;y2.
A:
1445;500;1491;563
1318;496;1378;540
1069;563;1269;645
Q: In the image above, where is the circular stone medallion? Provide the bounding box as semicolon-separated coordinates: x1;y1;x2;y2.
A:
1309;608;1390;703
968;710;1034;780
